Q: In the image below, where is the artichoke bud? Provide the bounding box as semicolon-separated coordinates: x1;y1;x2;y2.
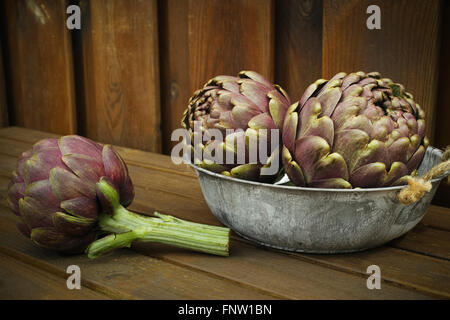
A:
182;71;291;182
283;71;428;188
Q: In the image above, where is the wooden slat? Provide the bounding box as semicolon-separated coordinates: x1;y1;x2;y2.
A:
135;241;436;300
390;225;450;260
421;206;450;231
322;0;441;142
0;126;60;142
0;127;449;298
158;0;190;155
0;128;195;177
0;252;109;299
0;41;8;127
188;0;274;90
275;0;322;102
300;247;450;298
159;0;274;154
78;0;161;152
2;0;76;134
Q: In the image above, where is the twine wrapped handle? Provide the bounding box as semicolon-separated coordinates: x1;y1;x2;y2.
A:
398;146;450;205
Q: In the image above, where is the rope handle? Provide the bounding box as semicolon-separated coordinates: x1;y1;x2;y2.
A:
398;146;450;205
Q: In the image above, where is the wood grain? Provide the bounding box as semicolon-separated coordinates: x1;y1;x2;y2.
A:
158;0;190;154
160;0;274;154
78;0;161;152
390;224;450;260
421;206;450;231
0;251;109;299
2;0;76;134
275;0;322;102
0;41;8;127
322;0;441;142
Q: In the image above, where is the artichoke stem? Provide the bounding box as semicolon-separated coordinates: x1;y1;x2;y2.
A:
86;228;149;259
86;206;230;258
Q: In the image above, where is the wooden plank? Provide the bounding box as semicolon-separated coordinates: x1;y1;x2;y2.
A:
275;0;322;102
0;41;8;127
390;224;450;260
158;0;190;155
0;126;60;142
421;206;450;231
159;0;274;154
135;241;436;300
188;0;274;91
322;0;441;142
0;252;109;299
2;0;76;134
78;0;161;152
0;208;278;300
0;128;195;177
299;247;450;298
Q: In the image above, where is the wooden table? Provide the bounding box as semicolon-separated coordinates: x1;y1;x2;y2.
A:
0;127;449;300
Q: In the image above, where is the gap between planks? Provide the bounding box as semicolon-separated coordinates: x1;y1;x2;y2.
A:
0;246;135;300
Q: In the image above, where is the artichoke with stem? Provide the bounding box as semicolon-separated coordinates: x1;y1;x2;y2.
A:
282;71;428;188
182;71;291;182
7;135;230;258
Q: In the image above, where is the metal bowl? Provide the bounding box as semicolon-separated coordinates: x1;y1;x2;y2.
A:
191;147;449;253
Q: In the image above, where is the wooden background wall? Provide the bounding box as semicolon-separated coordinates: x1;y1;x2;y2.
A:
0;0;449;205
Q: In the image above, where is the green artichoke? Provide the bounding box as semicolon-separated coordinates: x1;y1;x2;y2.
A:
182;71;291;182
7;136;229;257
282;71;428;188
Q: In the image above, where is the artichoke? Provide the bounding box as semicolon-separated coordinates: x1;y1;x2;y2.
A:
182;71;291;182
7;136;229;257
282;71;428;188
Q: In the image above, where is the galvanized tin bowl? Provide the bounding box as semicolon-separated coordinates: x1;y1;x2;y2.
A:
191;147;449;253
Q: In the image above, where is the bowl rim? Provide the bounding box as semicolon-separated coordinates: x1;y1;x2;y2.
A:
189;146;448;193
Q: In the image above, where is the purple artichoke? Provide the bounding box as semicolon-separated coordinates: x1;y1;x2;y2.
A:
182;71;291;182
282;71;428;188
6;136;134;253
7;136;229;257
